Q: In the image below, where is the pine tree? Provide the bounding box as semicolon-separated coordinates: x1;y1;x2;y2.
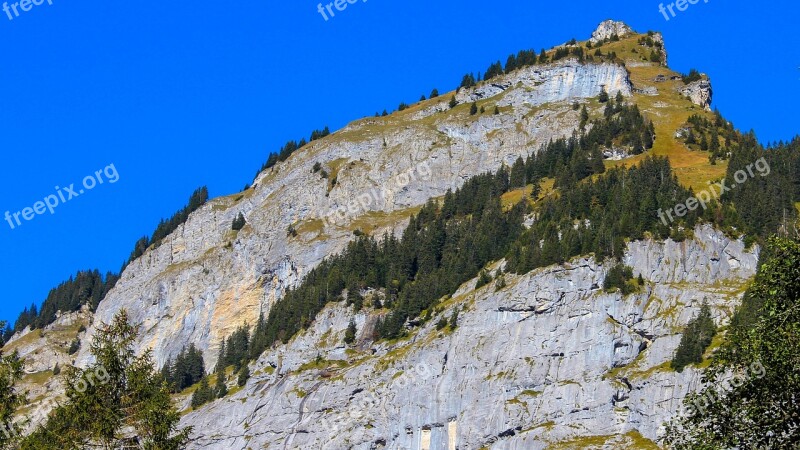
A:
237;365;250;387
686;129;697;145
459;73;476;89
0;340;24;449
191;377;212;408
470;102;478;115
449;309;459;330
449;96;458;109
22;311;191;449
538;49;548;63
430;88;439;98
215;371;227;398
509;157;527;188
579;105;590;129
232;212;246;231
344;319;357;345
671;303;717;372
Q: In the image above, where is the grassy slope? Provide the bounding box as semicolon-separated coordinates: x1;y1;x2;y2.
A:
598;34;728;192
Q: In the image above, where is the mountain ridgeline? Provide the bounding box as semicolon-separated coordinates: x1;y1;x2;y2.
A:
2;187;209;342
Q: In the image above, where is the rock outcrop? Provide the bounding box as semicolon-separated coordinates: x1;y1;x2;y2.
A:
590;20;633;43
679;78;713;111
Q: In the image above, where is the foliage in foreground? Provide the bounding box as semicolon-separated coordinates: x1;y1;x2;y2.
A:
664;237;800;449
0;321;25;450
20;311;191;450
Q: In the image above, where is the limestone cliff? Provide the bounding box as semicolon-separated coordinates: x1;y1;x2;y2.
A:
181;226;757;449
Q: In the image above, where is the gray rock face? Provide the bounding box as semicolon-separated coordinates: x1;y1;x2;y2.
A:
679;79;713;111
590;20;633;43
455;61;632;106
180;225;758;449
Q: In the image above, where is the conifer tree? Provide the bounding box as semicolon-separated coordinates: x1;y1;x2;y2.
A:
215;370;227;399
0;333;23;449
344;319;357;345
22;311;191;449
237;366;250;387
449;96;458;109
232;212;246;231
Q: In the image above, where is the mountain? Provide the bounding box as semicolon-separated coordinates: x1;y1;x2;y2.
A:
3;20;798;449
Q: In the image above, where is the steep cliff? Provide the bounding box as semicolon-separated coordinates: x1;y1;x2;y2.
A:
181;226;757;449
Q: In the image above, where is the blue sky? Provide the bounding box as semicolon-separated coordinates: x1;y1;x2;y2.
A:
1;0;798;326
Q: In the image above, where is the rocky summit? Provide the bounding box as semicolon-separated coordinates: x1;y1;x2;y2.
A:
4;19;792;450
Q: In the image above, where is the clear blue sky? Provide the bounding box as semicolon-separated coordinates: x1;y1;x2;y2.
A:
1;0;798;326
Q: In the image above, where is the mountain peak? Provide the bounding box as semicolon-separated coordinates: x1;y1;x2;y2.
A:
590;19;634;43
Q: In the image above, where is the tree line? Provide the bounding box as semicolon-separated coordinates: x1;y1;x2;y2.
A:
256;126;330;176
125;186;209;268
5;186;210;340
10;270;118;337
